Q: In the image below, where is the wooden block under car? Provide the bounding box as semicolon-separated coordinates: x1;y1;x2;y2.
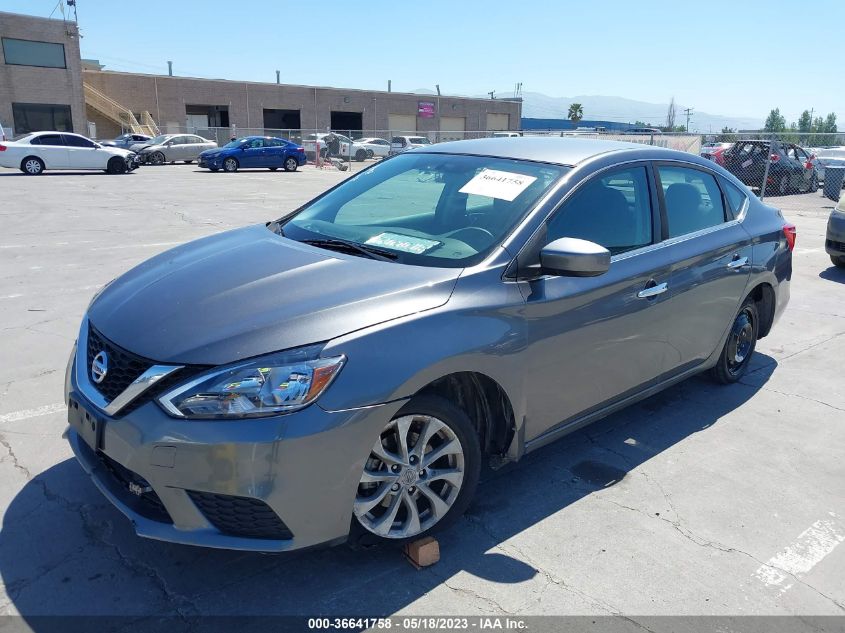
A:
404;536;440;569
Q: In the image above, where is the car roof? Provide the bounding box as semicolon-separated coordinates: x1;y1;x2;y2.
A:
415;136;695;166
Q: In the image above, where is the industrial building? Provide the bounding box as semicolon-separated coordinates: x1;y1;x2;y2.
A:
1;10;521;142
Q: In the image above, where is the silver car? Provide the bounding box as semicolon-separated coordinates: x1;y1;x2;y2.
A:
65;138;793;551
134;133;218;165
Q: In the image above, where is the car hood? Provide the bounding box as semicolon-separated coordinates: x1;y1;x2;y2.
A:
105;147;133;157
87;224;461;365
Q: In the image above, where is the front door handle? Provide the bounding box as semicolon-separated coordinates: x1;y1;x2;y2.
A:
727;256;749;269
637;282;668;299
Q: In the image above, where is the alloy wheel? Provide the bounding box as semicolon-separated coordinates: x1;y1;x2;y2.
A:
284;157;297;171
150;151;165;166
354;414;465;539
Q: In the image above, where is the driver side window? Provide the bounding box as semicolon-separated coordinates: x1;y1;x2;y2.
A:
547;167;654;255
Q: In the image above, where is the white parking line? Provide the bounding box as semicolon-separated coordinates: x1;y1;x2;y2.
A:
753;513;844;592
0;403;66;424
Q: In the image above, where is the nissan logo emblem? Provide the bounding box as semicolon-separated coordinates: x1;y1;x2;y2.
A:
91;350;109;384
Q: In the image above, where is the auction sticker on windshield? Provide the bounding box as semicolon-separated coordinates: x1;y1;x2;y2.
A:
365;232;441;254
459;168;538;201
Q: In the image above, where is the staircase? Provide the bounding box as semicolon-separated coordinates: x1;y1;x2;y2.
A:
83;83;159;136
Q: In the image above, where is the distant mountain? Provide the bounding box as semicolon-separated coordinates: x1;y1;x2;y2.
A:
520;92;763;132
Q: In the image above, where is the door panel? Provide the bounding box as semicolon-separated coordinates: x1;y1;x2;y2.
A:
32;135;69;168
521;249;676;440
656;163;752;371
663;225;752;371
520;164;675;441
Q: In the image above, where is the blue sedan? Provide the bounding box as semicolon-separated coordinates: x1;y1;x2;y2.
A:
198;136;307;173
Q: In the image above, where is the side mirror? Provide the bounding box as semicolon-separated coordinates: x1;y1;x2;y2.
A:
539;237;610;277
92;143;101;149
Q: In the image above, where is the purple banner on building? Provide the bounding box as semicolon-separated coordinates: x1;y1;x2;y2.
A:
418;101;436;118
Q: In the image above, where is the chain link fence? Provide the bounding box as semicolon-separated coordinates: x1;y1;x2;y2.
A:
153;124;845;195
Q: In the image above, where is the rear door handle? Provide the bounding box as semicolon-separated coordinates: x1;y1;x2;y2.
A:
637;282;668;299
727;256;749;269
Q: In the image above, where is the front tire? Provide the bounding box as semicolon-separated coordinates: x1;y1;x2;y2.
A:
21;156;45;175
106;157;127;174
831;255;845;268
355;149;367;162
149;151;165;166
710;298;759;384
283;157;298;172
222;157;239;172
349;395;481;547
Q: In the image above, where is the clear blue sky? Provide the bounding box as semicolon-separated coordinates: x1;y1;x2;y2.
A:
5;0;844;124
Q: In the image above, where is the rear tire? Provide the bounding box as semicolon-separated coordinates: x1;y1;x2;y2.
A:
710;297;759;384
283;157;298;172
20;156;45;175
355;149;367;162
831;255;845;268
184;160;193;164
348;395;481;549
222;157;239;172
269;167;279;171
777;174;790;196
810;174;819;192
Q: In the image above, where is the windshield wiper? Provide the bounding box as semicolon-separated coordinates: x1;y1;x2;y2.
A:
300;238;399;262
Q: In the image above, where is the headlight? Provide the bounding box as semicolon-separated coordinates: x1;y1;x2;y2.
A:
158;345;345;419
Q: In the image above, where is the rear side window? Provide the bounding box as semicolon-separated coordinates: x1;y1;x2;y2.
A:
658;165;726;238
721;179;748;217
547;166;653;255
63;134;95;148
31;134;63;146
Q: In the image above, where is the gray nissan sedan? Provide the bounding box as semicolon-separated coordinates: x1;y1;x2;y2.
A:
65;137;794;551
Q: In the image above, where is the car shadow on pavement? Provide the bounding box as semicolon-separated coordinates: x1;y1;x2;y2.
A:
819;265;845;283
0;357;776;622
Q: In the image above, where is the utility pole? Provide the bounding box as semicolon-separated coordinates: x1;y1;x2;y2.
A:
683;107;694;132
489;91;495;100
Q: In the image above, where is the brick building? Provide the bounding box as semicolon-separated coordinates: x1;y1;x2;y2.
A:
1;10;521;142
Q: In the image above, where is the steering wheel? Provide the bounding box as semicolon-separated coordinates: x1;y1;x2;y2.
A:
445;226;495;251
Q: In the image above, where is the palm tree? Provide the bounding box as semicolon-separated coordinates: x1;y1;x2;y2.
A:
568;103;583;123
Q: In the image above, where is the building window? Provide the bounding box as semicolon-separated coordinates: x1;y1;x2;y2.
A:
2;37;67;69
12;103;73;134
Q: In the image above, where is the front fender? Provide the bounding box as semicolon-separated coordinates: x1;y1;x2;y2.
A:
318;272;528;429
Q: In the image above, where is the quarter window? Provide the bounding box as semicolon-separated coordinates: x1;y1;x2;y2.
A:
2;37;66;68
721;179;748;217
657;165;727;238
547;167;653;255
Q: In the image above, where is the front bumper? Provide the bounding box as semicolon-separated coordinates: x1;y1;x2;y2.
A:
65;334;405;551
198;154;222;169
825;211;845;255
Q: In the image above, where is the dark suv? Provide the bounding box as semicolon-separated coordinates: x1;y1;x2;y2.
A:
723;140;818;195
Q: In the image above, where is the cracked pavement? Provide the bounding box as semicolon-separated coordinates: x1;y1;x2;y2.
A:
0;164;843;623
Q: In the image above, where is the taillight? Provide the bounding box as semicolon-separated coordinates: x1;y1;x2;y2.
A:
770;153;780;163
295;147;304;152
0;144;6;151
805;161;812;169
783;223;796;251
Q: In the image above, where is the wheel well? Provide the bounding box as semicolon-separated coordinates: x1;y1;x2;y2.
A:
416;372;515;456
20;155;43;168
749;283;776;338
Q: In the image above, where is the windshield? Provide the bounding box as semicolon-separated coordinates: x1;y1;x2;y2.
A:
148;135;171;145
223;139;244;149
281;153;566;267
409;137;431;144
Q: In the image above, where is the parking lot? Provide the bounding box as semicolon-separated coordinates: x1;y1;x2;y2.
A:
0;163;843;624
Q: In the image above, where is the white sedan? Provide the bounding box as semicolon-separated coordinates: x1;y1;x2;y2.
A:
355;137;391;158
0;131;140;175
